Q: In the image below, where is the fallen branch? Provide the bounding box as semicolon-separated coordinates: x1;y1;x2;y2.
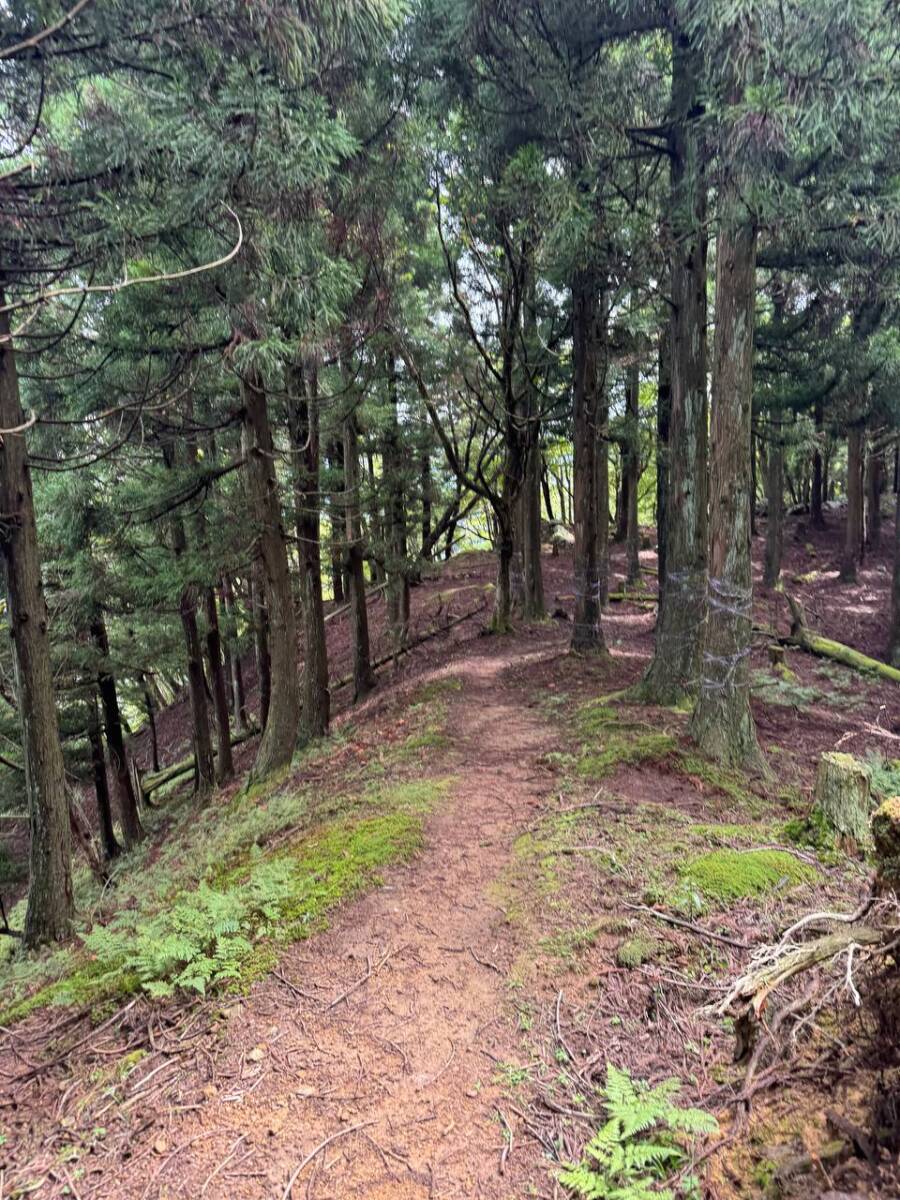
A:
782;592;900;685
623;902;750;950
281;1120;375;1198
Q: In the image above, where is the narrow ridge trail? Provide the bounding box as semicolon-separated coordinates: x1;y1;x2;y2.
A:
117;636;568;1200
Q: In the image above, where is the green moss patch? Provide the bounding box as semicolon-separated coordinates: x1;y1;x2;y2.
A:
679;848;817;905
616;935;669;968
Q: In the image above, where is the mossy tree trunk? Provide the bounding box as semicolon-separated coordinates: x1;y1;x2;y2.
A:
640;20;708;704
0;303;73;946
689;186;763;769
814;751;871;848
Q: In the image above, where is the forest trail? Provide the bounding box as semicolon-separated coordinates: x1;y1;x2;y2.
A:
117;636;566;1200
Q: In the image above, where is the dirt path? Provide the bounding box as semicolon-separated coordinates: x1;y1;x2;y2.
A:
113;637;565;1200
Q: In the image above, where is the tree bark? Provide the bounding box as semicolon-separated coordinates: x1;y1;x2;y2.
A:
383;353;411;644
242;369;301;779
866;444;882;551
840;425;865;582
420;449;432;560
520;262;545;619
288;361;330;742
221;575;248;730
328;440;346;603
689;206;762;769
160;440;215;799
140;676;160;773
656;321;672;609
890;492;900;666
763;412;784;587
570;270;608;654
811;397;826;529
342;399;377;700
204;587;234;783
88;692;120;861
0;305;73;945
249;568;271;730
624;350;641;585
90;612;145;841
640;20;709;704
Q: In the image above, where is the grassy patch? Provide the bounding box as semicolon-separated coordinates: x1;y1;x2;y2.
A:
679;848;817;906
616;935;669;968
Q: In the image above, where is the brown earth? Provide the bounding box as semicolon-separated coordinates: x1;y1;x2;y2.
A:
2;510;899;1199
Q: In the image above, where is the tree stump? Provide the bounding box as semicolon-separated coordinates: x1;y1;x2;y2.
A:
872;797;900;892
813;751;872;849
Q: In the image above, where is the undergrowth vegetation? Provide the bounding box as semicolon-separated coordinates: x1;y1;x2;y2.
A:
0;683;457;1023
559;1065;718;1200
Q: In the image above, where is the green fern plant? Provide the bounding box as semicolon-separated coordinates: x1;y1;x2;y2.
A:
559;1065;718;1200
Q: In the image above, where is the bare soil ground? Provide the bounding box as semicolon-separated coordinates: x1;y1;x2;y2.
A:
1;511;899;1199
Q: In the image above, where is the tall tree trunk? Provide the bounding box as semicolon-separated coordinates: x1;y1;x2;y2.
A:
571;271;608;654
656;321;672;609
420;449;432;560
541;458;555;522
328;441;346;603
204;588;234;783
689;208;762;769
140;675;160;773
890;491;900;667
750;429;759;536
640;21;709;704
866;444;882;551
90;612;144;842
493;506;515;633
0;305;73;945
763;412;784;587
161;440;215;799
88;693;120;861
520;261;545;618
342;400;377;700
840;425;865;582
598;398;610;607
614;459;628;543
242;370;301;779
625;351;641;585
288;361;330;742
811;398;826;529
249;568;271;730
221;576;248;731
383;353;411;644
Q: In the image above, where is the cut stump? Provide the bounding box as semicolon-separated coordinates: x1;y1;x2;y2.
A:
872;796;900;892
813;752;872;850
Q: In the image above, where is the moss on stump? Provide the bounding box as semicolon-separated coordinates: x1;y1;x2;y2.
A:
872;796;900;891
813;751;872;850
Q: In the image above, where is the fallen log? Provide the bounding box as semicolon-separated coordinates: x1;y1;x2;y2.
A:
782;592;900;685
143;723;260;796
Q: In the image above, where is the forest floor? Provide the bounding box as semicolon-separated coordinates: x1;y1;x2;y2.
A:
1;512;900;1199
